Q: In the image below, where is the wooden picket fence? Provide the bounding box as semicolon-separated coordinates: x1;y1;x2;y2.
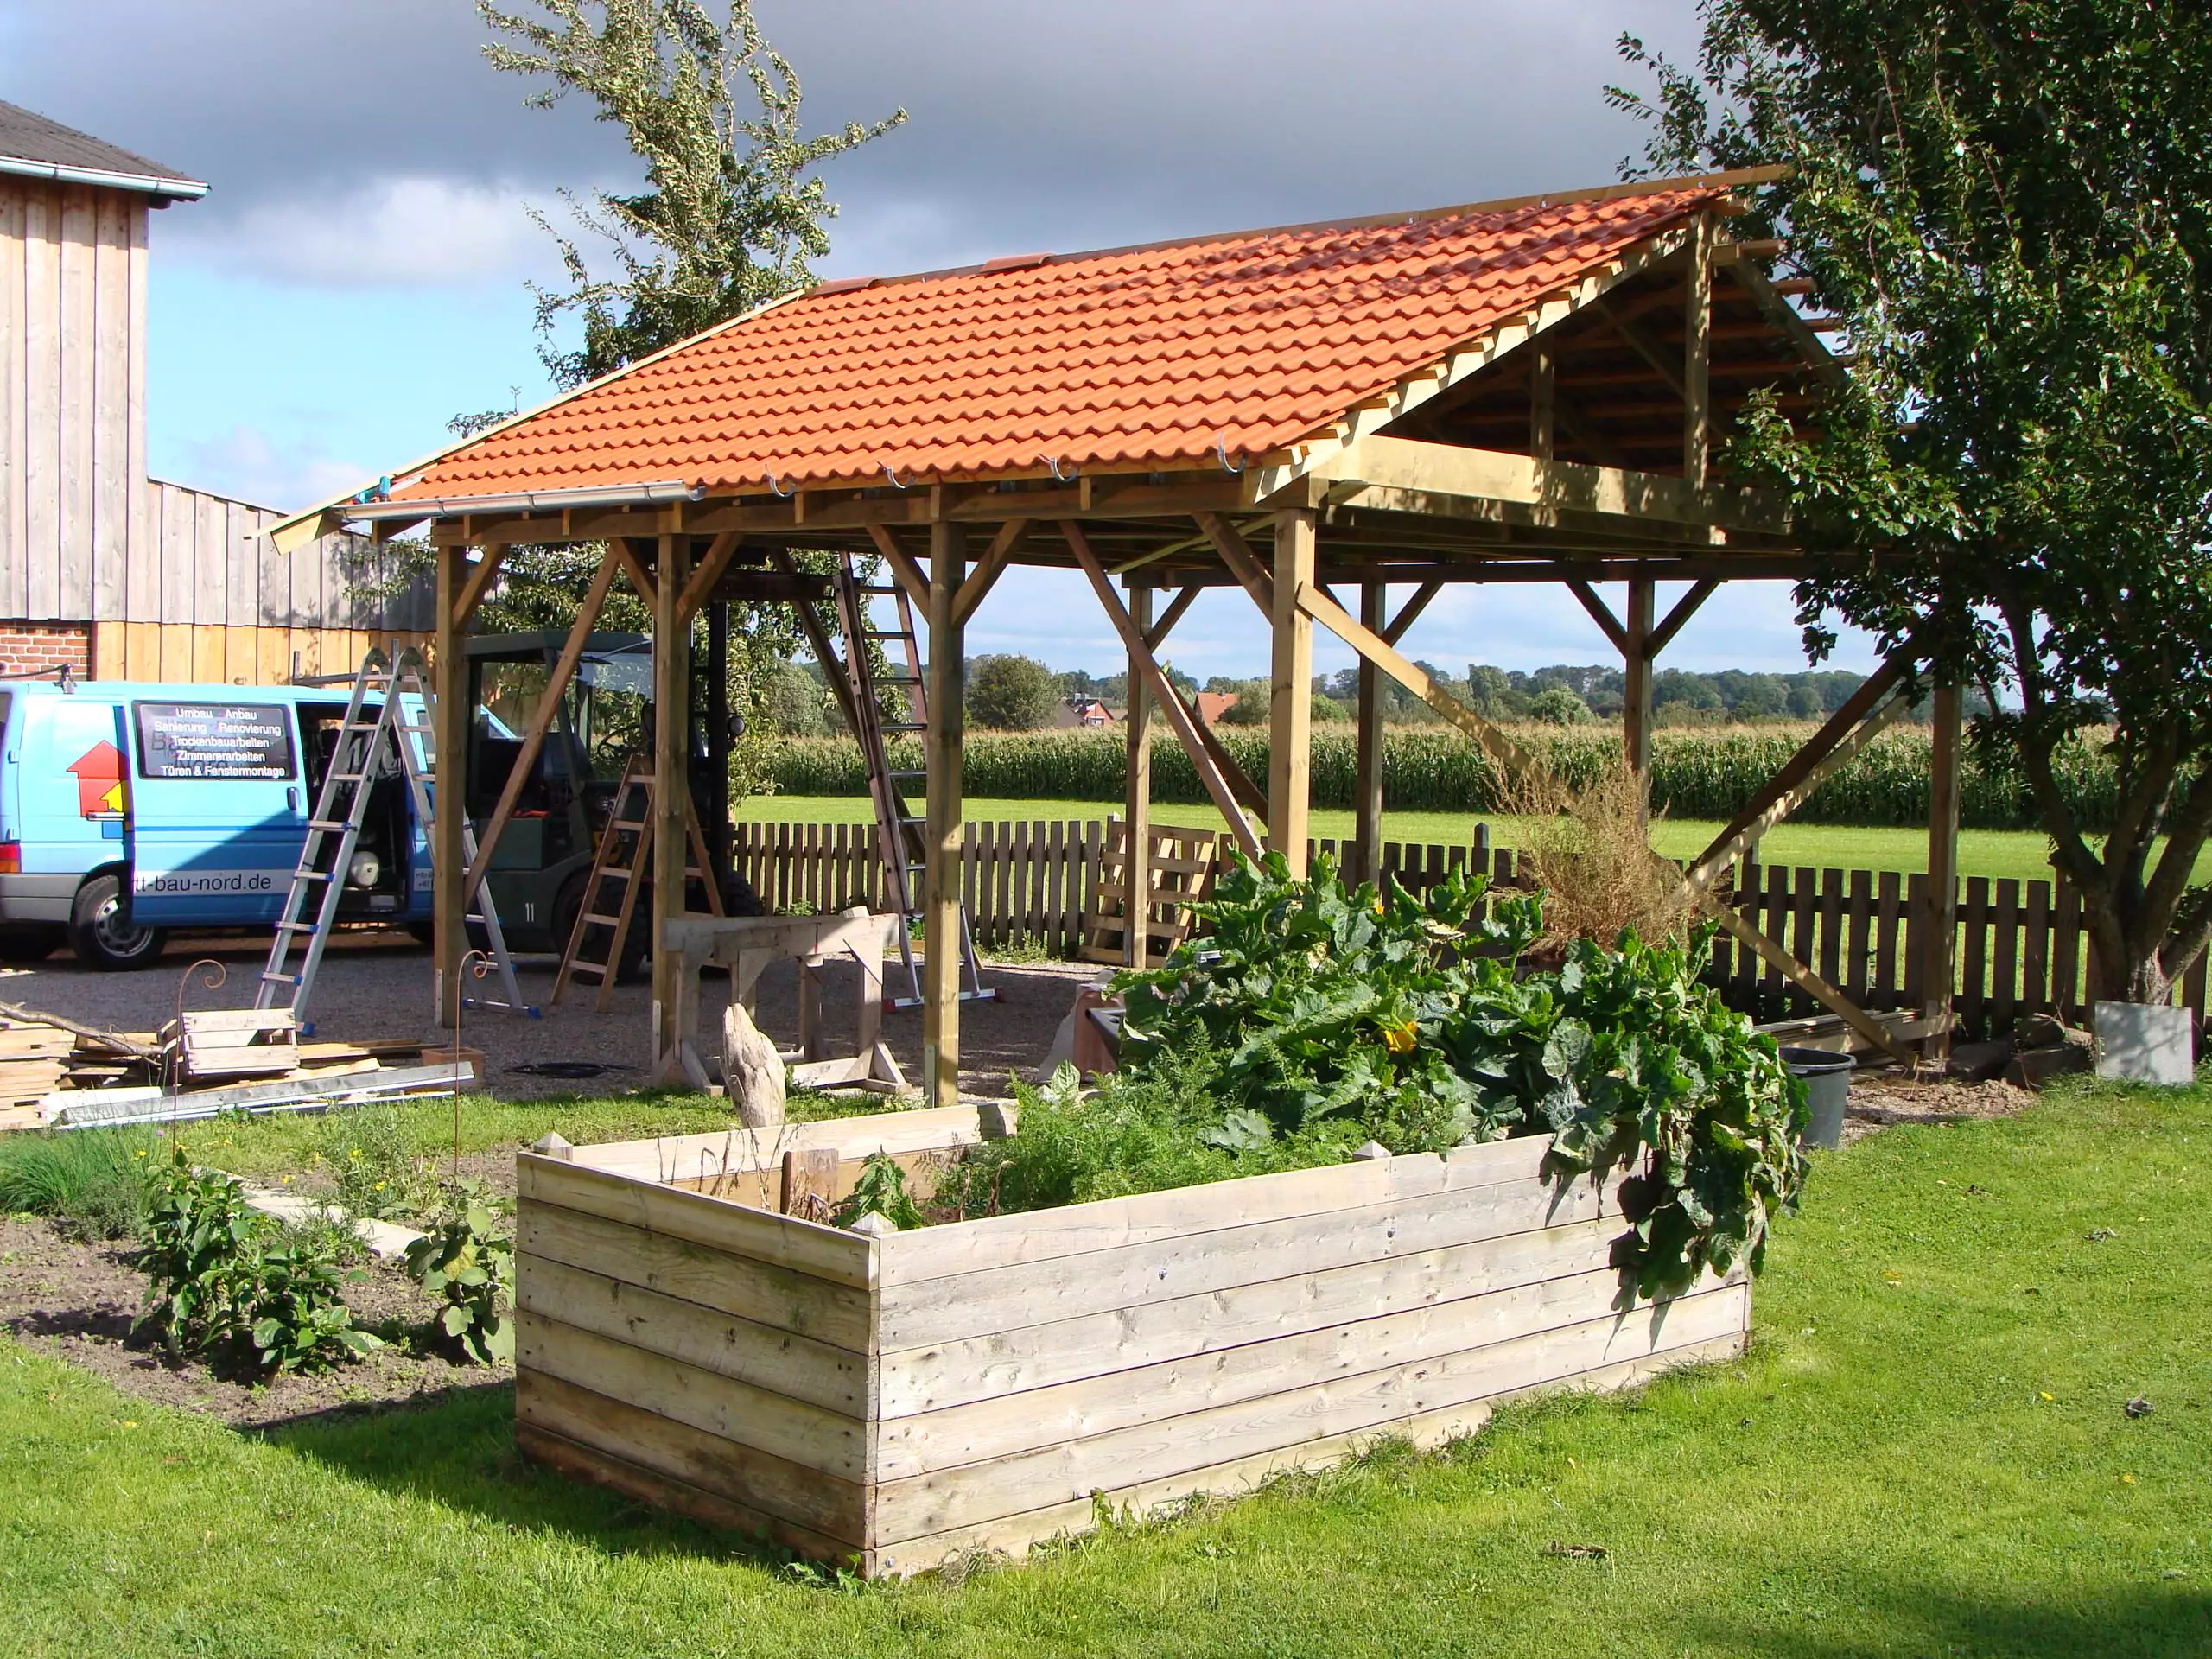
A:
733;818;2209;1037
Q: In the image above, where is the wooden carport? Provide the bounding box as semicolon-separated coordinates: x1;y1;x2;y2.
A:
274;166;1958;1101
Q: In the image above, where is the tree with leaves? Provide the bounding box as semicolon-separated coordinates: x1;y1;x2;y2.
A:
359;3;907;798
966;654;1062;732
1613;2;2212;1003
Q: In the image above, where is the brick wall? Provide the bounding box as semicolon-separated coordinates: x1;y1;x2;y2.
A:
0;621;91;679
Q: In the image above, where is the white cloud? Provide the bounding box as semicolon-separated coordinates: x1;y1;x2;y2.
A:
169;175;557;290
162;424;371;514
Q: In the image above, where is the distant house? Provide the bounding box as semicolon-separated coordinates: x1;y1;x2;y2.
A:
1053;696;1116;729
0;101;427;683
1192;690;1238;728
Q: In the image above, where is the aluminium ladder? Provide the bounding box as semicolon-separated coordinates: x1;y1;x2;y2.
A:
257;646;535;1029
550;754;725;1011
831;550;995;1009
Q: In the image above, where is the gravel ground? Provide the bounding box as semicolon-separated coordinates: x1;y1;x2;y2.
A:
0;931;1105;1102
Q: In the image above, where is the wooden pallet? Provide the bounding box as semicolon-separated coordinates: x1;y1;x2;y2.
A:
1080;822;1225;967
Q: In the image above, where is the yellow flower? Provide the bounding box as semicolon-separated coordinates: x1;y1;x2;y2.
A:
1371;898;1385;914
1382;1020;1417;1054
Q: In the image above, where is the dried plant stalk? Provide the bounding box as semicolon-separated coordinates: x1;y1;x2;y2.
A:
1497;756;1693;950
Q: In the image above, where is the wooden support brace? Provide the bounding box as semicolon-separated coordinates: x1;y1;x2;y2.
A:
451;544;510;631
1195;512;1274;615
867;524;930;613
609;537;658;608
1648;577;1720;657
1567;580;1628;654
1698;892;1916;1066
1382;580;1441;645
675;531;744;624
464;551;623;903
1065;522;1262;860
1144;583;1203;651
1684;657;1914;891
1291;581;1535;781
953;519;1027;626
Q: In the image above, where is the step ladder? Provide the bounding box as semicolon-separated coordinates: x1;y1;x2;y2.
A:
550;754;726;1012
832;550;995;1010
258;646;535;1030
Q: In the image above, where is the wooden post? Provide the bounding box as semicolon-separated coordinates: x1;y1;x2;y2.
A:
650;532;690;1072
923;518;966;1107
1354;580;1387;885
1124;586;1153;967
1922;682;1963;1063
431;541;471;1027
1624;576;1656;779
1268;510;1316;874
706;599;732;885
1684;213;1713;489
1529;342;1555;462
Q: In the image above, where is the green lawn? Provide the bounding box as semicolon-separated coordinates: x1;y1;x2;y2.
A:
2;1079;2203;1656
743;794;2105;887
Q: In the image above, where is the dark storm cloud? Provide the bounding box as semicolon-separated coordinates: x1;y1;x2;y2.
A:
0;0;1701;282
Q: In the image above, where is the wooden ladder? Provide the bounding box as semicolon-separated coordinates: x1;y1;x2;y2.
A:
550;755;724;1011
832;550;995;1009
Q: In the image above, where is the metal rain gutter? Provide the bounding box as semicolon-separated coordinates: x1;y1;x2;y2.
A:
340;481;706;521
0;156;208;200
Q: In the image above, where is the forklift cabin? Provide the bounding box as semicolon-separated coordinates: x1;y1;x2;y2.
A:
463;631;747;954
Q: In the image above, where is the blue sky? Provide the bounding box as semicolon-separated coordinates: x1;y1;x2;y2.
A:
0;0;1879;682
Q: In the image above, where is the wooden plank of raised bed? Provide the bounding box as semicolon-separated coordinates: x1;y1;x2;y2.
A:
518;1253;872;1415
518;1312;872;1483
877;1261;1641;1480
516;1370;866;1553
880;1212;1622;1416
518;1156;875;1289
878;1136;1554;1286
517;1204;874;1352
868;1325;1748;1576
570;1106;987;1181
868;1282;1750;1548
876;1168;1616;1350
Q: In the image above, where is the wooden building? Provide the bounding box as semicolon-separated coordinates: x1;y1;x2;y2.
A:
276;168;1961;1076
0;100;426;682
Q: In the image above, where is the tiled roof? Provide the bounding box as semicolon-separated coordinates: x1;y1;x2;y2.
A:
394;181;1733;505
0;100;204;195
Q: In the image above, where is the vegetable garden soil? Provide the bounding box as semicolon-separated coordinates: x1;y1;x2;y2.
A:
0;1215;506;1428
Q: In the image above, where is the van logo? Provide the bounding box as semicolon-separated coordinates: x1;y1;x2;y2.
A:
67;741;126;818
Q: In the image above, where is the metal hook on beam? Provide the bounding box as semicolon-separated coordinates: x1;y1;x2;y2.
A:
882;464;910;491
1216;438;1248;475
766;472;794;499
1043;454;1080;483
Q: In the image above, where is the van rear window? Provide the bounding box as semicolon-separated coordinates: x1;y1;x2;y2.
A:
134;702;296;781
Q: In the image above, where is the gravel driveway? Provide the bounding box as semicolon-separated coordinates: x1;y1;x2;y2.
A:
1;931;1105;1102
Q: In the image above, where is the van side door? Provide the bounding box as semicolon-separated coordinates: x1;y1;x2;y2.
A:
124;699;308;925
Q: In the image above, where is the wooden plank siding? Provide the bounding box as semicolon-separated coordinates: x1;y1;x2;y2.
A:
1;175;431;683
735;818;2206;1043
516;1118;1746;1576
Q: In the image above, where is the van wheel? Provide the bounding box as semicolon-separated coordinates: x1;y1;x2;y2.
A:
0;925;63;963
70;874;166;970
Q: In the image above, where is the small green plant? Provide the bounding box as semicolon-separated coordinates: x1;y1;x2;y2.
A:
316;1105;437;1221
830;1153;927;1230
134;1149;378;1375
0;1128;156;1240
403;1184;514;1364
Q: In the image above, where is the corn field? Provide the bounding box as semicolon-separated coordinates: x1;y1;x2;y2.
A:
766;724;2121;830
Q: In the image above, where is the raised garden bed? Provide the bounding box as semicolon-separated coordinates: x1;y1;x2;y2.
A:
512;1104;1749;1577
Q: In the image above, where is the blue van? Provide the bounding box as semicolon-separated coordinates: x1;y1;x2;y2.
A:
0;680;429;969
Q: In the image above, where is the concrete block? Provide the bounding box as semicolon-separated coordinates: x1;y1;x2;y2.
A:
2093;1001;2196;1086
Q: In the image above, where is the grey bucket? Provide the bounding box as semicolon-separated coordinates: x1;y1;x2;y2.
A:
1778;1046;1855;1150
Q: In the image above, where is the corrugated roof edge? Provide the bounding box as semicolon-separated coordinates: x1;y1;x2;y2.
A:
266;284;817;552
804;163;1789;295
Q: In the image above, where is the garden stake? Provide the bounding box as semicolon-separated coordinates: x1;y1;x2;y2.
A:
168;957;226;1143
451;950;491;1183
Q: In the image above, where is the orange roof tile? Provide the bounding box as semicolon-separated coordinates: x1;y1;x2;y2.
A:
391;181;1736;505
